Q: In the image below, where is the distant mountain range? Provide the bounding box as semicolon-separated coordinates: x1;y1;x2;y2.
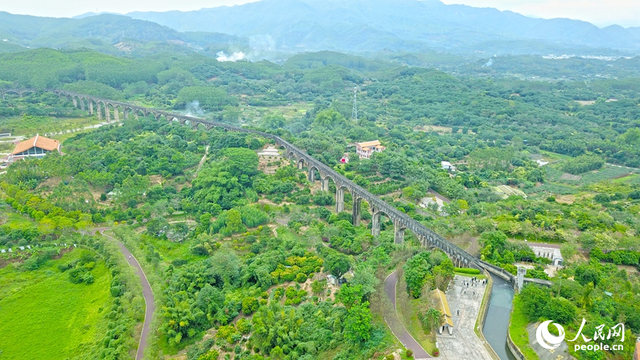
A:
127;0;640;55
0;0;638;60
0;12;246;56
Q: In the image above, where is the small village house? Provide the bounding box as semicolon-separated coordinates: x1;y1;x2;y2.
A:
441;161;456;172
527;244;563;266
356;140;385;159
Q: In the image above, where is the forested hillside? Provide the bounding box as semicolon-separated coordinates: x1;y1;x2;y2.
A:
0;46;638;360
0;12;247;57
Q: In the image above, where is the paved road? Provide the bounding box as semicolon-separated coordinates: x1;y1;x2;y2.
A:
102;232;154;360
384;271;431;359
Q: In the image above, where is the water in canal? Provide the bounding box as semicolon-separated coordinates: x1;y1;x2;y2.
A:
483;274;517;360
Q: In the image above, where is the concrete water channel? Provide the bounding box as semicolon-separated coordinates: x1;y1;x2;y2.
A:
483;274;517;360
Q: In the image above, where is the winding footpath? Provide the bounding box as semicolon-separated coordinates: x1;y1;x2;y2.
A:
384;271;431;359
100;231;155;360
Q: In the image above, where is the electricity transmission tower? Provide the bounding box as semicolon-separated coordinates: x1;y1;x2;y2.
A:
351;86;358;121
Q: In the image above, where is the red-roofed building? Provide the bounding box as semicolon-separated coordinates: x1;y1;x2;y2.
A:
8;134;61;162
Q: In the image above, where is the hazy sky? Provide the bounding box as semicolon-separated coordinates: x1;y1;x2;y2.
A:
439;0;640;27
1;0;638;27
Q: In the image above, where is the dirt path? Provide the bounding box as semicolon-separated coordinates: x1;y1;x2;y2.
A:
194;145;210;178
384;271;431;359
101;231;155;360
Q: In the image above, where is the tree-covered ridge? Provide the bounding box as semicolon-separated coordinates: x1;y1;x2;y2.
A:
0;46;639;360
1;47;637;171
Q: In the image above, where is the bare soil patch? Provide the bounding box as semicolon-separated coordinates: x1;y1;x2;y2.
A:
414;125;454;133
37;177;62;191
149;175;162;185
560;173;582;181
555;194;575;204
258;156;285;175
615;264;638;274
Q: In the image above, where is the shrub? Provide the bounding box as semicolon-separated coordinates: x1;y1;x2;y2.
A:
241;297;259;315
82;272;95;284
454;267;481;275
68;267;86;283
110;285;123;297
197;349;219;360
295;273;308;283
236;318;252;334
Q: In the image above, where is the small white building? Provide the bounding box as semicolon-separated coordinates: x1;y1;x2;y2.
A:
258;146;280;157
356;140;385;159
441;161;456;172
326;274;338;286
528;244;563;266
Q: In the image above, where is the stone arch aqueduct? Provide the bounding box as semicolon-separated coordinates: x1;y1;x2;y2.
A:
3;89;551;288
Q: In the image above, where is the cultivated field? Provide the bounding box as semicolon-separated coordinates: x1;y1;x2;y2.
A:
0;249;112;360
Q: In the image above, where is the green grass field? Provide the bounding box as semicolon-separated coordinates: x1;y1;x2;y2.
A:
0;248;112;360
0;115;104;138
509;296;540;360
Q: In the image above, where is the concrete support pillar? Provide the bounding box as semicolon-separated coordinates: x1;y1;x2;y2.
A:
516;266;526;292
134;111;139;120
352;197;361;226
371;212;380;237
308;167;315;182
96;103;102;120
114;107;120;121
297;160;304;170
80;99;85;111
72;97;78;108
394;222;405;244
321;178;330;192
123;109;129;120
89;101;94;116
336;187;344;213
105;105;111;122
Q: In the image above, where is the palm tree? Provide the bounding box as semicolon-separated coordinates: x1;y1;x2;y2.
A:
423;308;443;335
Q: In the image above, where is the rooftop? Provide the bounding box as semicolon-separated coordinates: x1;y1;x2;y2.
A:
357;140;382;147
434;288;454;327
12;135;60;155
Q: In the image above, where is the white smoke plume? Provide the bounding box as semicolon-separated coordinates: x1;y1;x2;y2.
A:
185;101;204;117
216;51;246;62
482;58;493;67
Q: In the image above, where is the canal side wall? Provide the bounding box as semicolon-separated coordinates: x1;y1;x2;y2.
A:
507;306;528;360
507;328;527;360
476;269;500;360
